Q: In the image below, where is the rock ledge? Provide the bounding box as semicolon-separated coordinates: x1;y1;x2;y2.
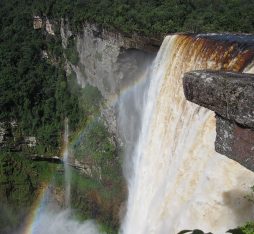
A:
183;70;254;171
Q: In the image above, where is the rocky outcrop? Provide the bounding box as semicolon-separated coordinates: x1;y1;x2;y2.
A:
45;18;55;35
0;123;6;145
183;70;254;128
33;16;43;29
183;70;254;171
33;16;55;35
0;121;37;151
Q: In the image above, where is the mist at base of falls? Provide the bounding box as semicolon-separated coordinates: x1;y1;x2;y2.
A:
26;210;101;234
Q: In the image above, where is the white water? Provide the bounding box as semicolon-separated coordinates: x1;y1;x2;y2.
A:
24;120;102;234
63;118;71;208
120;35;254;234
30;210;100;234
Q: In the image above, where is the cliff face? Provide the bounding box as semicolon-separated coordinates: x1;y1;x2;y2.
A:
183;70;254;171
59;21;161;228
61;20;158;99
61;20;158;139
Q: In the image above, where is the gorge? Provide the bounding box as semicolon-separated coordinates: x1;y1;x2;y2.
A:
1;1;254;234
23;33;254;234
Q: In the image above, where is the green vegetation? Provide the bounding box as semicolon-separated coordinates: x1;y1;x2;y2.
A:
73;119;115;162
238;222;254;234
30;0;254;36
52;156;123;232
0;0;84;155
67;168;123;232
227;219;254;233
99;223;119;234
67;81;103;118
66;81;124;231
0;151;57;232
65;36;79;65
0;1;123;232
0;151;54;207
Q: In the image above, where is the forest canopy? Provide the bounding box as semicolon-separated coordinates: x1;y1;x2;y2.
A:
0;0;84;153
31;0;254;36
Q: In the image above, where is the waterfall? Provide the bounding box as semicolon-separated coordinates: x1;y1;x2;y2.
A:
120;35;254;234
63;118;71;208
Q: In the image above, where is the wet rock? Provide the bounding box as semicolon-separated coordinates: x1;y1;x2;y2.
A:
183;70;254;171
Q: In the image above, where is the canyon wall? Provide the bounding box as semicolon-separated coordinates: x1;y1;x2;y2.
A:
61;20;159;98
60;20;159;142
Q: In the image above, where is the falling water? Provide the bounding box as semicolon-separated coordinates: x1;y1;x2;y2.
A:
120;35;254;234
28;210;100;234
63;118;71;208
21;118;102;234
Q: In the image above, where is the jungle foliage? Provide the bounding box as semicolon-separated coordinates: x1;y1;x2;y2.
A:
0;151;57;233
0;0;84;154
30;0;254;36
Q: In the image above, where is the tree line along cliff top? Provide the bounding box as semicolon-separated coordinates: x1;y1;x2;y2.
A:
28;0;254;36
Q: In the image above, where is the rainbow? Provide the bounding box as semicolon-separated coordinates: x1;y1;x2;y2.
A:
21;68;149;234
68;68;149;148
22;183;50;234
